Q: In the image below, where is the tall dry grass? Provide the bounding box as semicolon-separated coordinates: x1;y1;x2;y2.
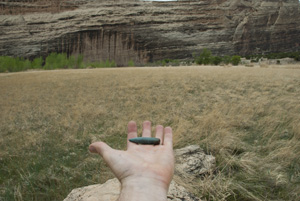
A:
0;66;299;200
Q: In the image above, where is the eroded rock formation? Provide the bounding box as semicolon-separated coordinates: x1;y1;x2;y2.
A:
0;0;299;66
175;145;216;177
0;0;85;15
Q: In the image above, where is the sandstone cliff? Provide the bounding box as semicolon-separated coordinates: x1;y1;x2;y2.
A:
0;0;299;66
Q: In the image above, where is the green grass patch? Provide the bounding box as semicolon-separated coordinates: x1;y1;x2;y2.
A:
0;56;32;72
0;131;105;200
87;59;117;68
0;54;117;73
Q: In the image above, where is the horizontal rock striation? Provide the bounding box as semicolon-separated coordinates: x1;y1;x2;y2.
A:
0;0;85;15
0;0;299;66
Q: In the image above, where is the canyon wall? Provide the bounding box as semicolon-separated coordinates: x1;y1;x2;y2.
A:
0;0;299;66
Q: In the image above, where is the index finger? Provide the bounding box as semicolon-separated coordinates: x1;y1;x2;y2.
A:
127;121;138;149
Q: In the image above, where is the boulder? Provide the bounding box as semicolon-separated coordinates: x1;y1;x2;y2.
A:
175;145;216;177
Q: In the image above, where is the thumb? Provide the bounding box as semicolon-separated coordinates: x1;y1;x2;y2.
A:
89;141;113;158
89;142;121;176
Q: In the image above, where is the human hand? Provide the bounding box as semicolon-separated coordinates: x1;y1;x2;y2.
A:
89;121;174;201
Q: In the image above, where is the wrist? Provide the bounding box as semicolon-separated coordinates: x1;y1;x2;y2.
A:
118;176;169;201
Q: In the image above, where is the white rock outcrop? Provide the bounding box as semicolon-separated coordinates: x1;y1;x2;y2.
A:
175;145;216;177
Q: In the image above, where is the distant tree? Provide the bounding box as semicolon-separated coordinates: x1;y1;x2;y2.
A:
211;56;222;65
195;48;212;65
32;57;44;69
128;59;135;67
231;55;241;66
222;55;231;65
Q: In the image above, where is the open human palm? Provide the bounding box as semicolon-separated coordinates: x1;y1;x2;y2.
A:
89;121;174;201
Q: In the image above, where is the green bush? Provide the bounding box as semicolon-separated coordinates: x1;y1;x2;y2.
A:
67;55;84;69
222;55;231;65
292;52;300;60
0;56;10;72
43;53;85;69
0;53;86;73
88;59;117;68
32;57;44;69
76;54;84;68
128;60;135;67
195;48;212;65
171;59;180;66
195;49;242;66
211;56;222;65
88;61;101;68
231;55;241;66
23;59;31;70
155;59;167;66
0;56;31;72
105;59;116;67
44;53;68;69
67;55;76;69
0;56;13;72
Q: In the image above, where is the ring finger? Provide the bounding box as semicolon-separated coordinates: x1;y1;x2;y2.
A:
142;121;152;137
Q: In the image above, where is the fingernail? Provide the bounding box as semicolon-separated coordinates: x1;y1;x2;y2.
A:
89;145;97;153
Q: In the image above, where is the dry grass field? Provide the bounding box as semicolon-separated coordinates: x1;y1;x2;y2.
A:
0;65;299;200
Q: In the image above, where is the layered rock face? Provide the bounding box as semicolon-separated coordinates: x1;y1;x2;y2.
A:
0;0;83;15
0;0;299;66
